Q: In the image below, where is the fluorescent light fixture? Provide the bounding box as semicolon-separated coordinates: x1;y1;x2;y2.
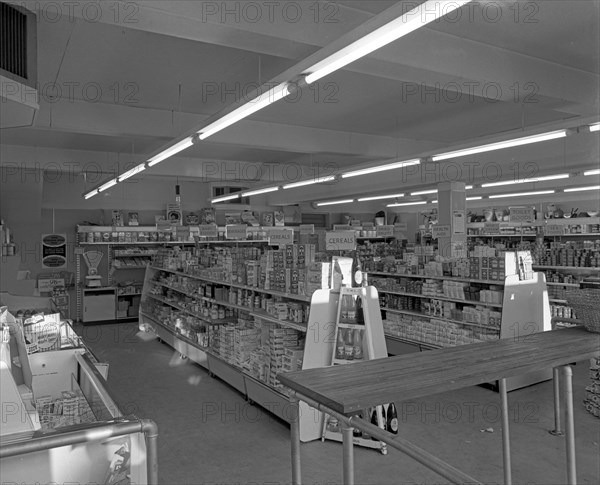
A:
489;190;555;199
84;189;99;200
563;185;600;193
98;179;118;192
431;200;438;204
466;185;474;190
482;173;569;188
316;199;354;206
241;186;280;197
147;137;194;167
303;1;469;84
431;130;568;162
211;193;240;203
584;169;600;176
118;163;146;182
357;193;405;202
590;122;600;132
283;176;336;189
341;159;420;178
198;83;291;140
387;201;427;207
466;196;483;201
411;189;437;196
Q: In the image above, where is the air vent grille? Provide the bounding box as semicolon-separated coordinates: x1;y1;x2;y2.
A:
0;2;28;79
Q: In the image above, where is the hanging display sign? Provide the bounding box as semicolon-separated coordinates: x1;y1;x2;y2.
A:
544;224;565;236
268;228;294;246
299;224;314;235
198;224;218;238
432;224;451;239
376;225;394;237
482;222;501;235
41;234;67;269
509;207;535;223
325;231;356;251
226;225;248;240
452;210;466;234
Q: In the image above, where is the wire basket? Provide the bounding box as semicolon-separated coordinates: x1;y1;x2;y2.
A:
566;289;600;333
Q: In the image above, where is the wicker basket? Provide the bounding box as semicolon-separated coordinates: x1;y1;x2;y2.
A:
566;289;600;333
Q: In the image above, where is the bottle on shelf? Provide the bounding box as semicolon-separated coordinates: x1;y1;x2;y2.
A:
332;259;343;291
386;403;399;434
340;294;356;324
356;296;364;325
344;328;354;361
351;250;363;287
352;328;364;360
335;328;346;360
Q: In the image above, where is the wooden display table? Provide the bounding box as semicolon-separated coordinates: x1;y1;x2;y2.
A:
279;327;600;485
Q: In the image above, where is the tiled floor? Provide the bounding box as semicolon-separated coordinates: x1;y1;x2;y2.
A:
78;321;600;485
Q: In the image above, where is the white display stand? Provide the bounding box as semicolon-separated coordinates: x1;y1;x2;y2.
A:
499;271;553;391
322;286;389;453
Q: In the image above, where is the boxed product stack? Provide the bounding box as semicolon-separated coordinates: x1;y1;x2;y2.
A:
234;324;262;371
267;327;300;390
442;281;469;300
303;262;331;296
248;346;269;382
218;326;236;364
282;346;304;373
422;280;444;297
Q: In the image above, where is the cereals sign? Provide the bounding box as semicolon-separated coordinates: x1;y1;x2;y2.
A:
325;231;356;251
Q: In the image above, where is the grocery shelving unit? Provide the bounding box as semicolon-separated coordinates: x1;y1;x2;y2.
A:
75;225;195;323
138;259;339;433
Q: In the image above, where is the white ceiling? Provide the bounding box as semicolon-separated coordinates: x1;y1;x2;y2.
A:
1;0;599;209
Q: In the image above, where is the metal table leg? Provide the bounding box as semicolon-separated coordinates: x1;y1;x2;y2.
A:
499;378;512;485
290;395;302;485
341;420;355;485
550;367;564;436
562;365;577;484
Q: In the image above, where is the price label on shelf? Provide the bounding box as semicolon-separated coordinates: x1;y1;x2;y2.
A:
544;224;565;236
432;224;451;239
226;225;248;240
268;228;294;246
198;224;218;238
376;225;394;237
483;222;501;235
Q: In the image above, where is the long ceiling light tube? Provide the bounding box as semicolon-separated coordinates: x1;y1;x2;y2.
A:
342;159;420;178
147;137;194;167
584;169;600;176
563;185;600;193
387;201;427;207
316;199;354;206
481;173;569;188
211;193;241;204
411;189;437;196
118;163;147;182
466;196;483;201
589;122;600;132
98;179;118;192
283;176;336;190
241;186;280;197
489;190;555;199
357;193;405;202
303;1;470;84
84;189;99;200
431;130;568;162
198;83;291;140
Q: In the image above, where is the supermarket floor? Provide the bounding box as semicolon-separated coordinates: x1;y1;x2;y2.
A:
77;321;600;485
